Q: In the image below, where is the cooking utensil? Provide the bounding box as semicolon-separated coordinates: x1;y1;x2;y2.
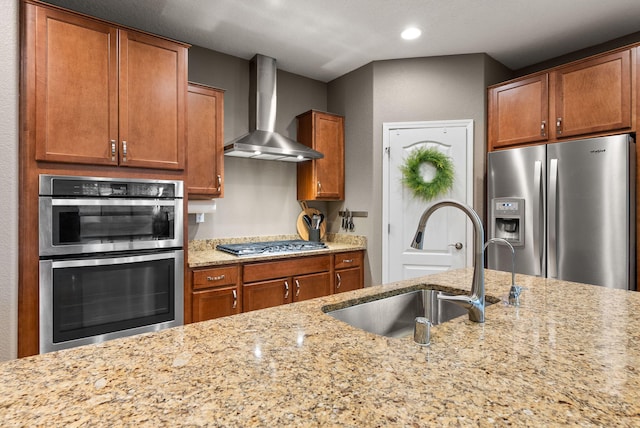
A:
296;208;326;241
303;215;312;230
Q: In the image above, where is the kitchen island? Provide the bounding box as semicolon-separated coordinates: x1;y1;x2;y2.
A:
2;269;640;426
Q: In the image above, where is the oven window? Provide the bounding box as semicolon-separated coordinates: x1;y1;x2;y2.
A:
52;257;175;344
52;205;175;245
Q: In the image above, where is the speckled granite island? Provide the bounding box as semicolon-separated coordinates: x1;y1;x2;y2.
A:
2;269;640;426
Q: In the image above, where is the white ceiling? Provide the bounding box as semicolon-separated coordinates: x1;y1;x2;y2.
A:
43;0;640;82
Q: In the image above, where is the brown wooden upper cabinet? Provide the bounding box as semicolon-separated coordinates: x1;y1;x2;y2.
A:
488;48;633;151
552;50;632;139
187;83;225;198
27;2;188;170
296;110;345;200
488;74;549;150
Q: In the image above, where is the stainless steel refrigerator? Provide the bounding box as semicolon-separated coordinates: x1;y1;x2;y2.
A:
487;134;636;290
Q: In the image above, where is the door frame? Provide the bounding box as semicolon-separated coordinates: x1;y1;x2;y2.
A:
382;119;474;284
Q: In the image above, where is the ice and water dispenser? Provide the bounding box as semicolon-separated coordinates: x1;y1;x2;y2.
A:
490;198;524;246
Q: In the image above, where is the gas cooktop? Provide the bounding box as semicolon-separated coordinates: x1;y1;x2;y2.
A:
216;239;327;256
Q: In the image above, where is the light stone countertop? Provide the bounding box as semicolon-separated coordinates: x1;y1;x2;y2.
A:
2;269;640;426
188;233;367;267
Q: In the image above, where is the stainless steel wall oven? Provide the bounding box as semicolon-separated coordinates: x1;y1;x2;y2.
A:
38;175;184;353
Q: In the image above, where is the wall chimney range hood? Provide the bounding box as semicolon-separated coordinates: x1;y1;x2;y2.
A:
224;54;324;162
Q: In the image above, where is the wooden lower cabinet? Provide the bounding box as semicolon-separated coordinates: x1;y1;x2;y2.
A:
333;251;364;294
193;286;241;322
335;267;362;294
190;250;365;321
243;271;332;312
191;265;240;322
243;255;331;312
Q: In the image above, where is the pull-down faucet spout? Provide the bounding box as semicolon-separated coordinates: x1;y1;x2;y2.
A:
411;199;485;322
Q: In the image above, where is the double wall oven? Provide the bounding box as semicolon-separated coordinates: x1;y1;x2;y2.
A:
38;175;184;353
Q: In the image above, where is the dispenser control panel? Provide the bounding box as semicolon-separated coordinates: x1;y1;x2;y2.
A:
491;197;524;246
494;200;519;213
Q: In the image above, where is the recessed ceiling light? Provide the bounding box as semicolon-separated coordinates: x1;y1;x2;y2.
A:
401;27;422;40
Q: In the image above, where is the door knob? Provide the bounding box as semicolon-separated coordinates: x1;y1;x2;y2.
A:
448;242;463;250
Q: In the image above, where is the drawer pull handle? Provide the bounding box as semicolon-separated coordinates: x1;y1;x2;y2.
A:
110;140;116;161
284;281;290;299
207;274;225;281
295;279;301;297
336;273;342;289
232;289;237;309
540;121;546;137
342;259;354;263
122;140;127;162
217;175;222;192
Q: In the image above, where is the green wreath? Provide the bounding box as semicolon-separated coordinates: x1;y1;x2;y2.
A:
400;147;454;201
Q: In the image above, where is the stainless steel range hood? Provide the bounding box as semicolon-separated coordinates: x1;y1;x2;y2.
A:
224;54;323;162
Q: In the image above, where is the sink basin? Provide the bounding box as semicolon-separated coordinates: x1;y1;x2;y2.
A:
325;289;487;338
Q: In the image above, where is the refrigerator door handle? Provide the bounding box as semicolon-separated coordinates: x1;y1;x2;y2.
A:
533;160;542;276
548;158;558;278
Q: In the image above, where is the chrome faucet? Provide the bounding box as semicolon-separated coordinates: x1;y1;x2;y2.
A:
484;237;522;306
411;199;485;323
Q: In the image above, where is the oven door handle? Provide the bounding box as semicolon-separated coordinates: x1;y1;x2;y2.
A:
48;250;183;269
48;198;179;207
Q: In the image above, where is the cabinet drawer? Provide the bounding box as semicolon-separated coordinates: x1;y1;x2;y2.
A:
192;265;239;290
334;251;363;270
243;255;330;283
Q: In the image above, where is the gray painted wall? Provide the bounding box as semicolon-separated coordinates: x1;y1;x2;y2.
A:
187;46;328;240
326;64;375;286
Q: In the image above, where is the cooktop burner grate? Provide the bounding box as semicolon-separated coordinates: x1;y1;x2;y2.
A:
216;239;327;256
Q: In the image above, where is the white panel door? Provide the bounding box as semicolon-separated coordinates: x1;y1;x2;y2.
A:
383;120;473;284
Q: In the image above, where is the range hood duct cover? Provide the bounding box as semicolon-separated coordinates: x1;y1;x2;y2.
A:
224;54;323;162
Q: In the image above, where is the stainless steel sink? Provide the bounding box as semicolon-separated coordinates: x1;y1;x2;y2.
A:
325;289;485;338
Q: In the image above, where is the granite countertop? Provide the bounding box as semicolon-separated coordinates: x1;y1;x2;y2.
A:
2;269;640;426
188;233;367;267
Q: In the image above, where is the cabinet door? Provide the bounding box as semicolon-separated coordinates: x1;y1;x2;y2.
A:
32;5;118;165
553;50;631;139
243;279;292;312
487;74;548;150
335;267;362;294
297;111;345;200
313;113;344;199
119;29;187;170
187;84;224;197
192;285;240;322
293;272;331;302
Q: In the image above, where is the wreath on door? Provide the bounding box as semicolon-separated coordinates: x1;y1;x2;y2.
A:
400;147;454;201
